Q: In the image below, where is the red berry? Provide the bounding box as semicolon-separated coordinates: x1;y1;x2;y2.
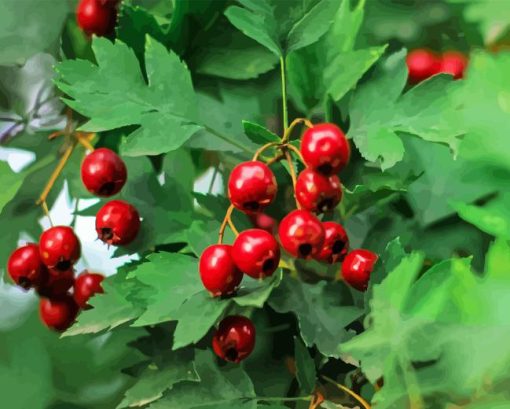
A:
232;229;280;279
95;200;140;245
295;169;342;213
440;51;468;80
406;49;441;83
301;123;350;175
249;212;277;234
315;222;349;264
76;0;117;37
278;210;325;259
74;272;105;309
39;295;79;332
199;245;243;296
7;244;47;289
212;315;256;363
37;268;75;298
341;249;378;292
81;148;127;197
39;226;81;272
228;161;277;214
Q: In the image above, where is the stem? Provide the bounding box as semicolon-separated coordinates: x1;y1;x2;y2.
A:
40;200;54;227
321;375;371;409
227;217;239;236
280;55;289;132
266;153;285;166
204;125;252;155
283;148;300;208
252;142;280;161
282;117;313;143
286;143;305;163
218;204;235;244
76;132;95;151
208;164;220;195
36;141;77;205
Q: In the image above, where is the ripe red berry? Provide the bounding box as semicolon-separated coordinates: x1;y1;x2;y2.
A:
39;226;81;272
199;244;243;296
76;0;118;37
278;210;325;259
212;315;256;363
440;51;468;80
228;161;277;213
39;295;79;332
315;222;349;264
249;212;277;234
295;169;342;213
37;268;75;298
232;229;280;279
74;272;105;309
7;244;47;289
81;148;127;197
301;123;350;175
406;49;441;83
341;249;378;292
95;200;141;245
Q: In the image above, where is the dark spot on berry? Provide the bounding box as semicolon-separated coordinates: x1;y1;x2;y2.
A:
225;347;239;362
317;163;332;175
298;243;312;257
55;260;71;272
100;228;114;241
332;240;345;254
98;182;116;196
18;276;31;289
243;201;259;211
318;198;335;212
262;258;275;273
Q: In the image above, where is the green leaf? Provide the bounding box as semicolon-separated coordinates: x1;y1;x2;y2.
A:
243;121;280;145
172;292;231;350
294;337;316;394
118;349;199;408
0;162;24;214
233;270;283;308
150;350;256;409
55;36;202;157
269;277;363;357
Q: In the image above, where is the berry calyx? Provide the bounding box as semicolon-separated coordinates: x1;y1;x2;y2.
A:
341;249;378;292
39;226;81;272
37;268;75;298
7;244;47;290
81;148;127;197
228;161;277;214
300;123;350;175
406;49;441;83
278;210;325;259
440;51;468;80
232;229;280;279
199;244;243;296
95;200;140;246
295;169;342;213
249;212;277;234
74;272;105;309
315;222;349;264
76;0;118;37
39;295;79;332
212;315;256;363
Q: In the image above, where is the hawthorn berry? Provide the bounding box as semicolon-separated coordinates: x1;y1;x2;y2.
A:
278;210;325;259
76;0;118;37
228;161;277;214
39;295;79;332
232;229;280;279
95;200;140;246
440;51;468;80
249;212;277;234
81;148;127;197
74;272;105;309
341;249;378;292
199;244;243;296
406;49;441;83
7;244;47;290
39;226;81;272
37;268;75;298
301;123;350;175
295;169;342;213
212;315;256;363
315;222;349;264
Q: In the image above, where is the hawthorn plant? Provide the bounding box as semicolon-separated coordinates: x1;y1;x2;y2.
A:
1;0;510;408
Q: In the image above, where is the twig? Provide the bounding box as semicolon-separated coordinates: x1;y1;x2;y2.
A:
321;375;371;409
40;200;54;227
266;152;285;166
218;205;236;244
76;132;95;151
283;148;300;209
252;142;280;161
286;143;305;163
282;117;313;143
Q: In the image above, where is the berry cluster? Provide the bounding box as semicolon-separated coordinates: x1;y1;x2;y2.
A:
76;0;120;37
406;49;468;83
200;121;378;363
6;147;140;332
